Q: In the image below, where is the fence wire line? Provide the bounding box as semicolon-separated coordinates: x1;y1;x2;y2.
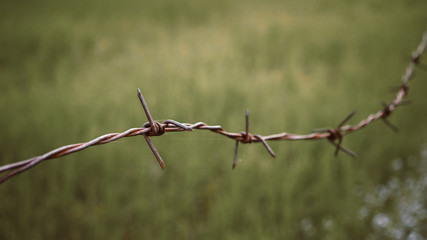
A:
1;30;427;184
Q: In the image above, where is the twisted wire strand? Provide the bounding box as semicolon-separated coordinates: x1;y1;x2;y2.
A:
0;29;426;184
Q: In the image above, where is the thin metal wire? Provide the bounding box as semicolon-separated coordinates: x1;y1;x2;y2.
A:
1;29;426;184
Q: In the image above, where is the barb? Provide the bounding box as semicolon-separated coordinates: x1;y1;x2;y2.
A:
1;29;427;184
314;111;357;157
138;88;165;169
232;110;276;169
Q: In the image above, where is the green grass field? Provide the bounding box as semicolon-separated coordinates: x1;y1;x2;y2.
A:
1;0;427;239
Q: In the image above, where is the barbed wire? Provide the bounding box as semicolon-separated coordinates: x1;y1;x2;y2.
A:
1;29;426;184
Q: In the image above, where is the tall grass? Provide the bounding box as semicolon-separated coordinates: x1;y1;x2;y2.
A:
1;0;427;239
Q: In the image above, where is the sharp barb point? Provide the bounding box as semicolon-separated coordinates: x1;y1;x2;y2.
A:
340;146;357;158
233;141;239;170
382;118;399;132
137;89;155;127
255;135;276;158
143;134;165;169
245;109;249;136
338;111;356;128
397;99;412;106
329;140;356;158
334;138;342;156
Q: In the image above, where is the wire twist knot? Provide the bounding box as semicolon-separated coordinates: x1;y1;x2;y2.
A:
412;53;421;65
143;122;165;136
240;131;253;143
327;129;342;143
314;111;357;158
382;105;392;118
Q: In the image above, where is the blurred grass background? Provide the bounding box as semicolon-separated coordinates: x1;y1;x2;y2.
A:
1;0;427;239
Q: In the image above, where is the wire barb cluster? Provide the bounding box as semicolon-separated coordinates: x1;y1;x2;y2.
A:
1;30;427;185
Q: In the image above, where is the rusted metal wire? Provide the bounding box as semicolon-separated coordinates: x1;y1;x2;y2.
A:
1;30;426;184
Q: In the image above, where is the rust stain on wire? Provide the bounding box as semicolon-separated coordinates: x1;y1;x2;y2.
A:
1;30;427;184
